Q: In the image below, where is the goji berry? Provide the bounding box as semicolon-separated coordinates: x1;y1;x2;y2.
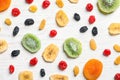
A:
49;30;57;37
29;57;38;66
12;8;20;17
88;15;96;24
103;49;111;56
9;65;15;74
25;0;33;4
114;73;120;80
42;0;50;9
58;60;67;70
86;3;93;12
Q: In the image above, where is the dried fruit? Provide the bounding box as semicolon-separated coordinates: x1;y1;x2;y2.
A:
11;50;20;57
86;3;93;12
49;30;57;37
68;0;79;3
74;13;80;21
103;49;111;56
56;10;69;27
114;56;120;65
39;19;46;30
29;5;37;13
42;44;59;62
19;71;33;80
0;39;8;53
42;0;50;9
79;26;88;33
90;39;97;50
89;15;96;24
50;74;68;80
21;33;41;53
13;26;19;36
29;57;38;66
24;18;34;26
113;44;120;52
108;23;120;35
11;8;20;17
56;0;64;8
73;65;79;76
9;64;15;74
4;18;12;26
40;69;45;77
114;73;120;80
58;60;67;70
83;59;103;80
25;0;33;4
0;0;11;12
92;26;98;36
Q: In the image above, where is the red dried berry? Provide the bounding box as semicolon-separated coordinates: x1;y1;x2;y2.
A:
58;60;67;70
88;15;95;24
9;65;15;74
86;3;93;12
103;49;111;56
42;0;50;9
25;0;33;4
49;30;57;37
114;73;120;80
30;57;38;66
12;8;20;17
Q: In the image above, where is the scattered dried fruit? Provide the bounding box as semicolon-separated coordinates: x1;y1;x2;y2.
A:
19;71;33;80
0;39;8;53
29;5;37;13
83;59;103;80
42;0;50;9
13;26;19;36
24;18;34;26
74;13;80;21
103;49;111;56
39;19;46;30
79;26;88;33
58;60;67;70
113;44;120;52
11;8;20;17
0;0;11;12
49;30;57;37
25;0;33;4
56;10;69;27
11;50;20;57
90;39;97;50
73;65;79;76
4;18;12;26
56;0;64;8
89;15;96;24
29;57;38;66
40;68;45;77
42;44;59;62
50;74;68;80
9;64;15;74
86;3;93;12
114;56;120;65
114;73;120;80
92;26;98;36
68;0;79;3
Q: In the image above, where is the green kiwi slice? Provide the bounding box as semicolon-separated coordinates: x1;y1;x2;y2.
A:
21;33;41;53
97;0;120;14
63;37;82;58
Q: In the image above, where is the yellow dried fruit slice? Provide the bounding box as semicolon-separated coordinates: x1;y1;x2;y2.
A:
113;44;120;52
0;39;8;53
56;0;64;8
73;65;79;76
90;39;97;50
50;74;68;80
114;56;120;65
29;5;37;13
56;10;69;27
19;71;33;80
42;44;59;62
39;19;46;30
4;18;12;26
108;23;120;35
68;0;79;3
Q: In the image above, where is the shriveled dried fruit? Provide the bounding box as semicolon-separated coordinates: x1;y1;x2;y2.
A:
24;18;34;26
26;0;33;4
50;74;68;80
4;18;12;26
19;71;33;80
113;44;120;52
74;13;80;21
56;10;69;27
0;0;11;12
90;39;97;50
68;0;79;3
92;26;98;36
11;50;20;57
39;19;46;30
11;8;20;17
13;26;19;36
80;26;88;33
73;65;79;76
9;64;15;74
114;56;120;65
58;60;67;70
40;68;45;77
0;39;8;53
29;5;37;13
42;0;50;9
56;0;64;8
114;73;120;80
29;57;38;66
42;44;59;62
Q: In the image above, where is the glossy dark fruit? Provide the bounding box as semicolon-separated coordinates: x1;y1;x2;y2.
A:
24;18;34;26
80;26;88;33
74;13;80;21
40;68;45;77
13;26;19;36
92;27;98;36
11;50;20;57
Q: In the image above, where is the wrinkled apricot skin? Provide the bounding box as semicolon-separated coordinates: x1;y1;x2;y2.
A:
0;0;11;12
83;59;103;80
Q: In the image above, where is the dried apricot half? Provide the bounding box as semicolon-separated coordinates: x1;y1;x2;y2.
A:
0;0;11;12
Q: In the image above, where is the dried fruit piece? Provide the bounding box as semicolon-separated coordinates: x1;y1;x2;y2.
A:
108;23;120;35
13;26;19;36
29;57;38;66
29;5;37;13
89;15;96;24
73;65;79;76
79;26;88;33
56;10;69;27
4;18;12;26
40;69;45;77
90;39;97;50
63;37;82;58
114;56;120;65
56;0;64;8
39;19;46;30
92;26;98;36
11;50;20;57
42;0;50;9
50;74;68;80
49;30;57;37
74;13;80;21
0;40;8;53
9;64;15;74
21;33;41;53
83;59;103;80
103;49;111;56
11;8;20;17
114;73;120;80
0;0;11;12
42;44;59;62
68;0;79;3
24;18;34;26
19;71;33;80
86;3;93;12
58;60;67;70
25;0;33;4
113;44;120;52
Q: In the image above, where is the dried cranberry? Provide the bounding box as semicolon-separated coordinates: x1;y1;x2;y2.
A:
30;57;38;66
12;8;20;17
42;0;50;9
25;0;33;4
58;60;67;70
114;73;120;80
49;30;57;37
86;3;93;12
103;49;111;56
9;65;15;74
88;15;96;24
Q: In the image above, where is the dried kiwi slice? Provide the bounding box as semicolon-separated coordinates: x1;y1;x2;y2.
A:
63;38;82;58
21;33;41;53
97;0;120;14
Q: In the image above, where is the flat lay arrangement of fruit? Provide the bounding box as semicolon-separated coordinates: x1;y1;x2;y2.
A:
0;0;120;80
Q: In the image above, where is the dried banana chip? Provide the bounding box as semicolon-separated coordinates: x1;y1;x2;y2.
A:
19;71;33;80
68;0;79;3
0;40;8;53
50;74;68;80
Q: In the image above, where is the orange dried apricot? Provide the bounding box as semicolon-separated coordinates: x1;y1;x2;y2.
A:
0;0;11;12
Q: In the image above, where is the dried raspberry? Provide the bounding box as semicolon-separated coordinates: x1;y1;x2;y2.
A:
58;60;67;70
30;57;38;66
49;30;57;37
88;15;96;24
12;8;20;17
103;49;111;56
9;65;15;74
42;0;50;9
25;0;33;4
86;3;93;12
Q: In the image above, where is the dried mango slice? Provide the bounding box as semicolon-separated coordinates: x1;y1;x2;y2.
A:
0;0;11;12
114;56;120;65
73;65;79;76
56;0;64;8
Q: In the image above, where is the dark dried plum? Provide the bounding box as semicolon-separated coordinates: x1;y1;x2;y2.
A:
11;50;20;57
74;13;80;21
13;26;19;36
80;26;88;33
40;68;45;77
24;18;34;26
92;27;98;36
